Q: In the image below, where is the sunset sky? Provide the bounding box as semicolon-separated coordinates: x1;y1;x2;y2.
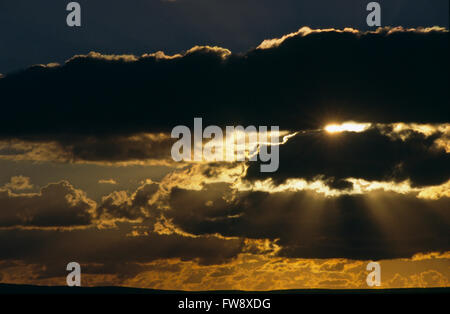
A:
0;0;449;290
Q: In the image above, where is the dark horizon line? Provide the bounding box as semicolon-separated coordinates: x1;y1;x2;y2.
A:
0;283;449;295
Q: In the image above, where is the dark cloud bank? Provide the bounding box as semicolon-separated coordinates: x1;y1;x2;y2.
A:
0;226;244;280
246;126;450;187
0;181;93;228
0;180;448;278
165;183;450;260
0;27;448;138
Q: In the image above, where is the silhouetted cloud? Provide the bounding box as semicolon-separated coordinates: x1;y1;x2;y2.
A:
96;182;159;222
0;181;95;228
246;125;450;187
163;183;450;260
0;25;448;289
2;176;33;191
0;133;176;165
0;225;244;276
0;27;448;138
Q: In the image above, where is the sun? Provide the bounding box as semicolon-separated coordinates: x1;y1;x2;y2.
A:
325;122;371;134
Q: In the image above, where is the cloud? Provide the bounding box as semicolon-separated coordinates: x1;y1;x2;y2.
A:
0;27;447;139
0;181;95;228
0;123;447;193
419;270;448;287
257;26;447;49
408;251;450;261
0;165;446;264
0;133;177;166
83;157;449;261
3;176;33;191
0;177;448;288
0;225;244;279
162;183;450;260
59;133;175;163
1;250;448;290
96;182;160;223
246;125;450;187
98;179;118;185
257;26;359;49
0;25;448;290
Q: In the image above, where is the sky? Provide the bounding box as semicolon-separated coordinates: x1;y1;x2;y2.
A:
0;1;449;290
0;0;448;74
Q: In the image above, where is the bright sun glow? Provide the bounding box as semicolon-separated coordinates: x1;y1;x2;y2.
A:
325;122;371;133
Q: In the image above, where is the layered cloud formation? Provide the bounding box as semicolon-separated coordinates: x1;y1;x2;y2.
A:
0;27;448;289
0;27;448;137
